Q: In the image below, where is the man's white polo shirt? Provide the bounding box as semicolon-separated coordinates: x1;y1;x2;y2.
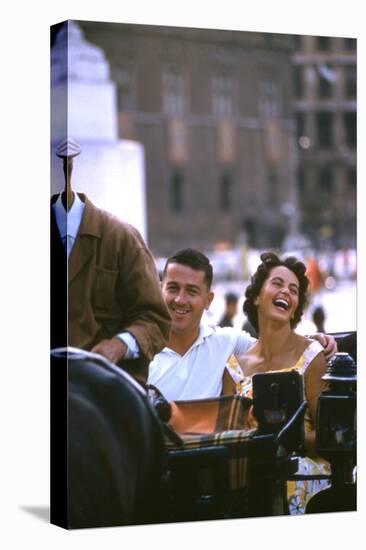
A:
148;322;255;401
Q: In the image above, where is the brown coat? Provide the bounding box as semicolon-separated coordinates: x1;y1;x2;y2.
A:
65;194;171;361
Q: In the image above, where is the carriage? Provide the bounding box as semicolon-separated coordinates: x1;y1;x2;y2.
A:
51;330;356;529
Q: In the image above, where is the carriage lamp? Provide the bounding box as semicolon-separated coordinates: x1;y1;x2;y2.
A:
316;352;357;484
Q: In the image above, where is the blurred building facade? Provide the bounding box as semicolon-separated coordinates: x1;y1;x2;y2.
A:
57;21;298;256
51;22;356;257
292;35;356;250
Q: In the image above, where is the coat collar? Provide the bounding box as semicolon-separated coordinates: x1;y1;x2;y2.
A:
67;194;102;284
76;194;103;239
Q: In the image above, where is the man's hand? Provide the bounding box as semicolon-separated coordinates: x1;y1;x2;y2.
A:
91;337;128;364
310;332;338;360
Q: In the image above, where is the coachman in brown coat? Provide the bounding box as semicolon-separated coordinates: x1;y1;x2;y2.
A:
51;193;171;385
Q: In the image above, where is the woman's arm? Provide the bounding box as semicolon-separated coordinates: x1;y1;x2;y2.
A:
303;352;328;456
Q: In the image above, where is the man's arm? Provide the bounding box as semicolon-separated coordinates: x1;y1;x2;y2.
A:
308;332;337;360
113;225;171;362
90;221;171;369
232;328;337;361
233;328;256;356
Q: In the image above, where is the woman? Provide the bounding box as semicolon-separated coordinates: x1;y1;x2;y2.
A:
234;251;331;515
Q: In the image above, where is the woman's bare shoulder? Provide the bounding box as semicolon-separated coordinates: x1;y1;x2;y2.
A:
291;333;314;357
236;344;261;376
294;332;311;346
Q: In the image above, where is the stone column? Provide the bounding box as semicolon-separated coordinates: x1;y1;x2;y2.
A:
51;21;147;240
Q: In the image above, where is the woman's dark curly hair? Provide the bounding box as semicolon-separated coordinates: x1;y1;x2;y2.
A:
243;252;309;333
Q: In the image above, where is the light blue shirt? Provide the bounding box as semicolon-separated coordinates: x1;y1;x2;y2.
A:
52;193;140;359
53;192;85;257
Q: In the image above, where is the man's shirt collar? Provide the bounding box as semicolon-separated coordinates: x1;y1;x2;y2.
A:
53;192;85;239
164;320;215;355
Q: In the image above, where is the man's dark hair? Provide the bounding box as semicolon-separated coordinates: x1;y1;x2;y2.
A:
163;248;213;289
225;292;238;305
243;251;309;333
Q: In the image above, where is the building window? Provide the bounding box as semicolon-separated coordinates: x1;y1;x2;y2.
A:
296;113;312;150
163;67;186;116
219;173;233;212
212;74;235;117
298;166;306;196
258;79;282;118
296;113;305;141
318;64;335;98
170;171;184;212
347;167;356;190
291;35;302;52
344;38;356;51
268;171;279;205
318;166;333;195
344;112;356;148
316;112;333;148
293;66;304;98
316;36;331;51
115;67;135;112
344;65;357;98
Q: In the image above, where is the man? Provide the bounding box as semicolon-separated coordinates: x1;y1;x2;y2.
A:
51;139;171;384
148;248;336;401
218;292;239;328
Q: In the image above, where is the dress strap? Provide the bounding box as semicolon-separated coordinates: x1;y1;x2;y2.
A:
294;340;324;374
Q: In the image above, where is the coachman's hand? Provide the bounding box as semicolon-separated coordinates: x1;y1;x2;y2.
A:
91;337;128;364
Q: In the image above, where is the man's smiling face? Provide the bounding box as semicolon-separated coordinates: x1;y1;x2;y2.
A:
162;263;214;338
